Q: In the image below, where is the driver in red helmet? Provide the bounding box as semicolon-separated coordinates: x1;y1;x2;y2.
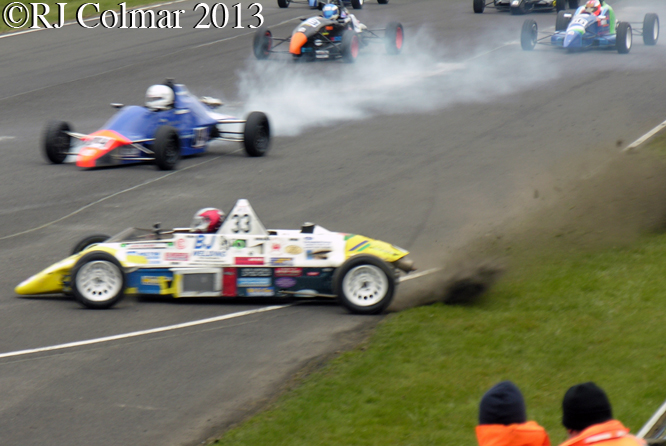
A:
583;0;615;34
190;208;225;233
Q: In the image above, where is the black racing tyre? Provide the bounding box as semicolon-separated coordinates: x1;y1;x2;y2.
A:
351;0;363;9
277;0;290;7
556;0;565;12
521;19;538;51
243;112;270;157
384;22;404;55
568;0;578;9
43;121;72;164
341;30;360;63
333;255;395;315
473;0;485;13
71;234;111;256
556;11;572;31
71;252;126;309
153;125;180;170
510;0;526;15
253;27;272;59
378;0;388;4
616;22;632;54
643;13;659;46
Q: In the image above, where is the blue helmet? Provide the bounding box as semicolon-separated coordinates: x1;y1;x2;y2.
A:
322;4;340;20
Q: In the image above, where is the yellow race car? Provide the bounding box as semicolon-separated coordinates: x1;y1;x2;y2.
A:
16;199;415;315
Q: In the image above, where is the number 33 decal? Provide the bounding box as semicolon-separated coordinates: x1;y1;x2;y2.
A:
230;214;251;233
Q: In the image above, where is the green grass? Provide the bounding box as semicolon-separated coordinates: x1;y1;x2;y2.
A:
212;232;666;446
0;0;163;33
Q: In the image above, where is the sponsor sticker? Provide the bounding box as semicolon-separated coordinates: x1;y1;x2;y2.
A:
122;243;168;249
270;257;294;266
246;287;275;297
237;277;272;287
239;268;272;277
306;249;331;260
284;245;303;255
235;257;264;265
176;238;186;249
232;239;246;249
141;276;166;285
303;238;333;250
194;235;216;250
165;252;189;262
192;250;226;259
219;237;230;250
306;271;320;277
275;277;297;288
275;267;302;277
127;251;161;264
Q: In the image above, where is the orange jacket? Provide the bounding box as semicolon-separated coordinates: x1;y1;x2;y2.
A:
558;420;645;446
477;421;551;446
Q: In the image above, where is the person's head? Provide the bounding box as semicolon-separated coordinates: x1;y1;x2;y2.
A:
562;382;612;434
478;381;527;426
145;85;174;111
584;0;602;15
322;3;340;20
191;208;225;233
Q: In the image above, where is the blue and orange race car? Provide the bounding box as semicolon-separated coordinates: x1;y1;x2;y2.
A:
42;81;271;170
521;7;659;53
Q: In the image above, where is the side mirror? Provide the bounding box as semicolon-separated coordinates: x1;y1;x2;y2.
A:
111;103;124;109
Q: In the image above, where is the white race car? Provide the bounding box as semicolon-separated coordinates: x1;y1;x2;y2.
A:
16;200;416;315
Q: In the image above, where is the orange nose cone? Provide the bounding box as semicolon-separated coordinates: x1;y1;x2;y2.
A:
289;32;308;55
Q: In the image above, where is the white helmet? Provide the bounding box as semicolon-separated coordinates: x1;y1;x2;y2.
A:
145;85;174;111
322;4;339;20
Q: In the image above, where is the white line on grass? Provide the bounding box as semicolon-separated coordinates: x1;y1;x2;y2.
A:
0;304;291;360
623;118;666;152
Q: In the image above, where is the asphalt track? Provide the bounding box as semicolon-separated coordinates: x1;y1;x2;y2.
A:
1;0;666;444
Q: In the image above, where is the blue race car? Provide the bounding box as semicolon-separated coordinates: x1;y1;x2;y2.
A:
520;7;659;53
43;80;271;170
277;0;387;10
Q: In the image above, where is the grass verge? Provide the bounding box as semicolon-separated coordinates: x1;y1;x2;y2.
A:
211;235;666;446
0;0;167;34
210;146;666;446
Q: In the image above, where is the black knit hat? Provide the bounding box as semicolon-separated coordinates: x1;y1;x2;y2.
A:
562;382;613;431
479;381;527;425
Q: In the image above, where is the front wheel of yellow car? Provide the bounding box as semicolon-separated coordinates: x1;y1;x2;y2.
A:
72;252;126;309
334;255;395;315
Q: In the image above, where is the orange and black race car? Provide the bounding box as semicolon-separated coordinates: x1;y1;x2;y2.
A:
252;11;403;63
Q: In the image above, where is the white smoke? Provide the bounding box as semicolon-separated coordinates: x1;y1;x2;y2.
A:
236;25;563;136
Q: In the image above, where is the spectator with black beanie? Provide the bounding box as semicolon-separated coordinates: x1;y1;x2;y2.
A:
476;381;551;446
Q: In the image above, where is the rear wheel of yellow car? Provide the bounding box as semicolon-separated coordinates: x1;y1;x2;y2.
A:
72;252;126;309
334;255;395;314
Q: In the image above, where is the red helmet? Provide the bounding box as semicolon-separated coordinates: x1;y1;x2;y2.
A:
584;0;601;15
191;208;225;233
